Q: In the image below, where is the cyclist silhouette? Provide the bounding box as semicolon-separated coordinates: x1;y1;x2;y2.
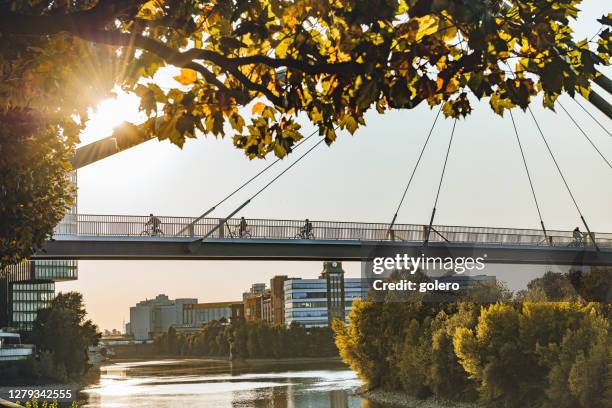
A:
572;227;584;246
239;217;248;237
145;214;162;236
298;219;314;239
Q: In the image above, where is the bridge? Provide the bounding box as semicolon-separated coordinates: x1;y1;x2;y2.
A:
32;214;612;265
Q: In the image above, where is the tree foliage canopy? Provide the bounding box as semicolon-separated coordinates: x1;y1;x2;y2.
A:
335;270;612;408
1;0;610;159
30;292;101;380
336;297;611;408
0;109;76;267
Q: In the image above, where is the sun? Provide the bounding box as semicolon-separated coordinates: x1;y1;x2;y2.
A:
80;87;145;145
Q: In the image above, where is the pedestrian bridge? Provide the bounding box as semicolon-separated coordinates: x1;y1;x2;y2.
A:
33;214;612;266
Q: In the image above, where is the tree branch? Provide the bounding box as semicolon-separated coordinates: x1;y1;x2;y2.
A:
224;66;285;107
182;49;365;76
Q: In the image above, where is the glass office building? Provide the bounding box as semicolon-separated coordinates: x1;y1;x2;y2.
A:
9;282;56;331
2;259;78;332
284;262;366;328
30;260;78;281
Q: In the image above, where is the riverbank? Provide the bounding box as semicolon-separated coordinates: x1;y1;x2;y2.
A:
356;386;484;408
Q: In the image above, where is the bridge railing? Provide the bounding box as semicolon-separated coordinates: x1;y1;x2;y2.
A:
53;214;612;248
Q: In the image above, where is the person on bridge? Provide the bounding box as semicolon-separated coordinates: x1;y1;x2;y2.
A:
301;218;313;239
239;217;248;237
146;213;162;236
573;227;584;246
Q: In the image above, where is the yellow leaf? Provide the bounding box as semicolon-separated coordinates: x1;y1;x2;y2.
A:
437;21;457;42
346;116;358;134
252;102;266;115
310;107;323;123
275;37;293;58
273;143;287;158
173;68;197;85
578;86;591;99
138;0;164;19
415;15;440;42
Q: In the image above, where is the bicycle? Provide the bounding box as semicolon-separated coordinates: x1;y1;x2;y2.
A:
295;230;315;239
140;227;164;237
227;225;252;238
568;232;588;247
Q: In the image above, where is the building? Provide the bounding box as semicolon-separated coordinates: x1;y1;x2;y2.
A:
243;282;266;300
182;301;244;327
262;296;273;323
244;290;268;321
127;294;197;340
0;173;79;331
320;262;345;324
241;276;298;325
284;262;366;328
269;275;290;325
242;282;269;322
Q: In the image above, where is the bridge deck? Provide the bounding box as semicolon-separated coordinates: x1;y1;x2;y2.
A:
36;236;612;265
31;214;612;265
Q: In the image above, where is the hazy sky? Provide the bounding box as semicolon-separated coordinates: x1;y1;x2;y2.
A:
59;1;611;331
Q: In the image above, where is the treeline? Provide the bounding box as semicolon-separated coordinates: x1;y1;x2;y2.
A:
154;320;338;359
334;270;612;408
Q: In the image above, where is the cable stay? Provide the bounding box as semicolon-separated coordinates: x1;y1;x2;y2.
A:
508;109;550;244
572;98;612;138
557;101;612;172
526;106;601;252
503;62;601;251
176;128;320;236
194;135;328;242
424;119;457;248
387;106;443;240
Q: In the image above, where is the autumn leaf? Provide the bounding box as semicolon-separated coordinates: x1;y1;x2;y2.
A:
252;102;266;115
173;68;197;85
138;0;165;20
414;15;440;42
273;142;287;158
275;37;293;58
436;19;458;42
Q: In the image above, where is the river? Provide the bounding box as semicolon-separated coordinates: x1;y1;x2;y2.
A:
80;358;384;407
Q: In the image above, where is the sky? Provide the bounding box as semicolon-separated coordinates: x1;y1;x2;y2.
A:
59;1;612;331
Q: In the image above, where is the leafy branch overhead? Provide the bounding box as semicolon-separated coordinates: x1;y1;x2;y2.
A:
1;0;610;159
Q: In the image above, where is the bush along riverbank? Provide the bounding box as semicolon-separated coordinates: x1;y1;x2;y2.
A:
154;320;339;359
355;386;485;408
334;270;612;408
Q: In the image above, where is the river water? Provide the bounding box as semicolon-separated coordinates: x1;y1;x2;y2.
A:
81;358;384;407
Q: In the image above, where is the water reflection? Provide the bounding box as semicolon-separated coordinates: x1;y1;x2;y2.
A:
82;359;382;408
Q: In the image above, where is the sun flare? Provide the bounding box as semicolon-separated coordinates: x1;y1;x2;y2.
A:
80;88;144;145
